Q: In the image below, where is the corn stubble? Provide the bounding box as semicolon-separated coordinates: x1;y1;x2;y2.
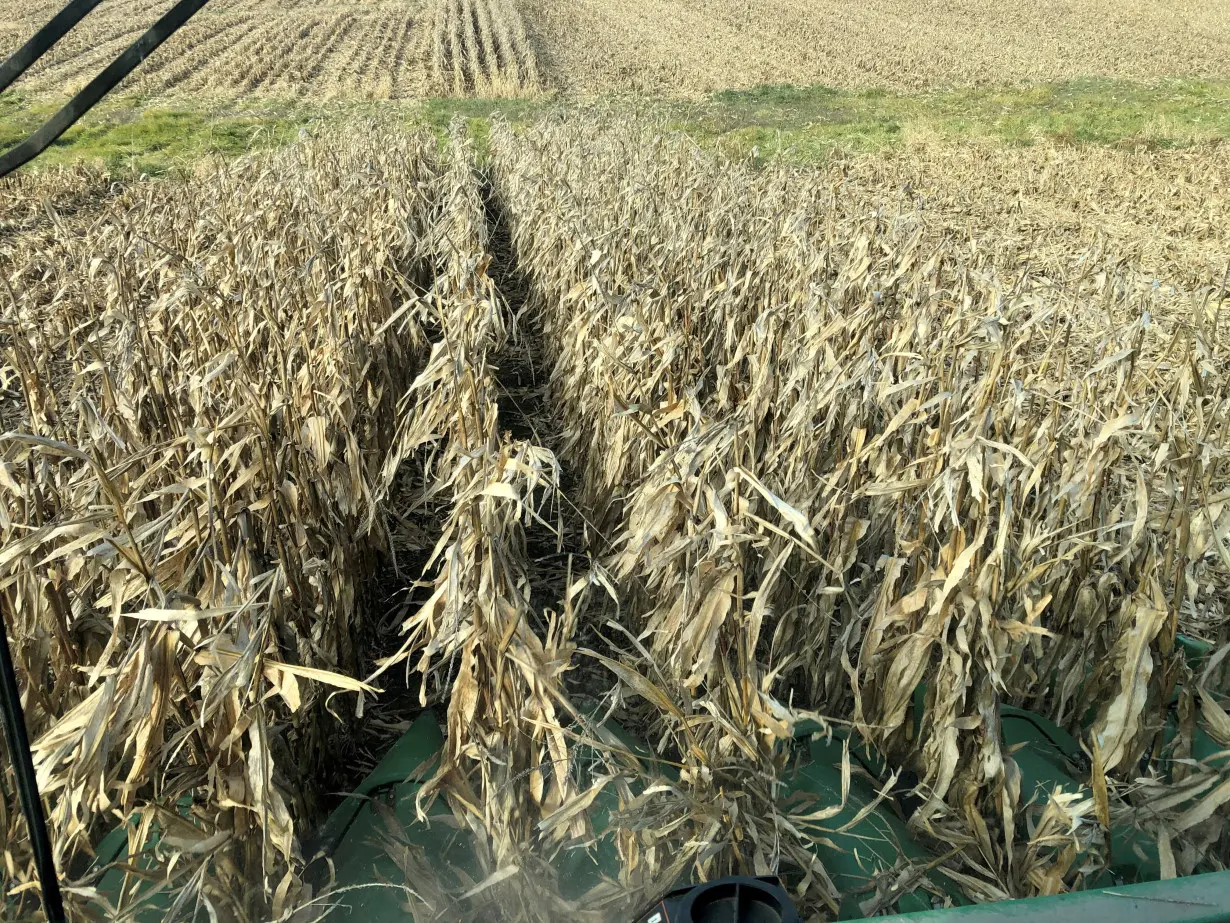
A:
7;0;1230;100
517;0;1230;95
2;119;1230;921
427;0;541;97
0;0;545;101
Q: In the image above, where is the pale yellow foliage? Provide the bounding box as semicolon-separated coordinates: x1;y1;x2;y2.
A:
2;119;1229;920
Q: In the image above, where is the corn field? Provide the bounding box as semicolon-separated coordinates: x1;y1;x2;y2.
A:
427;0;541;97
1;126;442;919
2;119;1229;921
520;0;1230;95
9;0;1230;100
0;0;542;101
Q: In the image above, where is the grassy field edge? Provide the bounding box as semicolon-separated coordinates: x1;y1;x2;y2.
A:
1;77;1228;176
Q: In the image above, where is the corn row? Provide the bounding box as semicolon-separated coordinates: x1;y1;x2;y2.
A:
490;115;1230;908
371;123;583;920
0;126;443;919
428;0;542;97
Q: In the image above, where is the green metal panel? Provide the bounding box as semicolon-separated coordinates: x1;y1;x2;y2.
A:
91;796;192;919
886;870;1230;923
312;711;481;920
88;691;1230;923
786;732;962;917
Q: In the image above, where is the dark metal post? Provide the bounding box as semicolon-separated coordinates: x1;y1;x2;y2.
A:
0;0;106;95
0;594;66;923
0;0;213;178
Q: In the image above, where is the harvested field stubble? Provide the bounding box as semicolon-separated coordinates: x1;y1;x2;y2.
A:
0;0;540;101
521;0;1230;94
830;143;1230;294
1;117;1229;921
5;0;1230;99
0;0;438;100
426;0;542;96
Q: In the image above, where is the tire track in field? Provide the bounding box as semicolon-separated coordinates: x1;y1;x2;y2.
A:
176;15;286;94
145;14;256;94
294;13;358;96
478;176;611;702
389;9;427;98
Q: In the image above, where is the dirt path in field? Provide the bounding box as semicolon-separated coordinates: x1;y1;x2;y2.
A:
309;173;607;829
317;178;621;830
481;178;617;703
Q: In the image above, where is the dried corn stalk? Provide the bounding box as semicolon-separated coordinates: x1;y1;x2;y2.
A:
370;123;590;922
1;125;442;920
490;114;1230;911
2;112;1228;922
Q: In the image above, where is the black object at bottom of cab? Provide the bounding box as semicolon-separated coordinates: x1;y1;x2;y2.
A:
634;875;801;923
